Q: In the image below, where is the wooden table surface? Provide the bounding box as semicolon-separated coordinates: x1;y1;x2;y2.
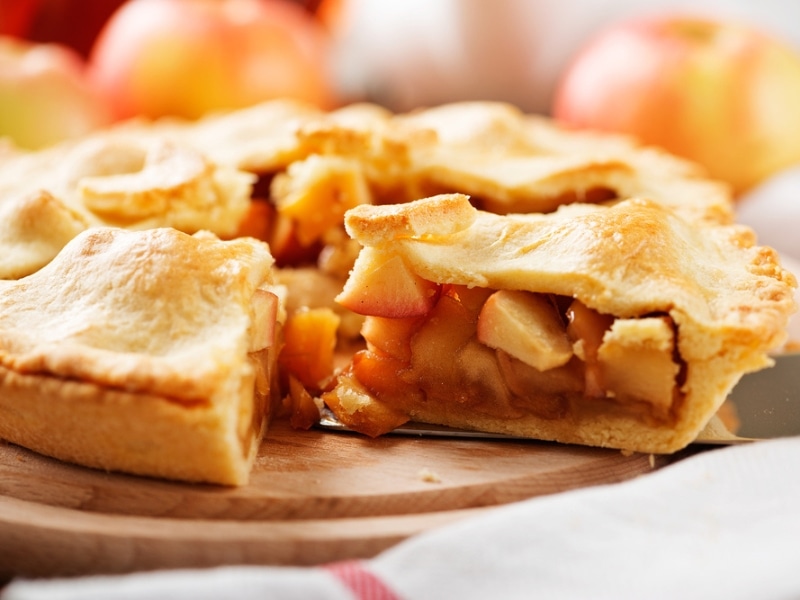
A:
0;418;688;578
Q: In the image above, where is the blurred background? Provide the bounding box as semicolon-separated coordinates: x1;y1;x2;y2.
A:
325;0;800;114
3;0;800;135
4;0;800;112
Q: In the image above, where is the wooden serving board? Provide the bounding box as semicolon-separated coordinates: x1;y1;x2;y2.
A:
0;419;683;578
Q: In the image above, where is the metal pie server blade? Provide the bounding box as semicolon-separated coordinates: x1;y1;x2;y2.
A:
698;350;800;443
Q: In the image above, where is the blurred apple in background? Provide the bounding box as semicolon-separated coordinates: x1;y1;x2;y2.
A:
0;36;110;149
324;1;800;124
0;0;41;39
552;15;800;195
87;0;335;121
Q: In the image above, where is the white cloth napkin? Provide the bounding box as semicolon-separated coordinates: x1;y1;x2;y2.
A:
5;436;800;600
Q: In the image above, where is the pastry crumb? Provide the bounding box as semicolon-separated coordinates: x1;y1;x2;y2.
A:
418;467;442;483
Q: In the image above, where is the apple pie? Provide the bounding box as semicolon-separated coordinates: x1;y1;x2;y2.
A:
0;226;282;485
0;98;791;481
322;194;796;453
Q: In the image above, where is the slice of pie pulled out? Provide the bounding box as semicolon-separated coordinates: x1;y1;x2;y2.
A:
0;227;282;485
324;194;797;453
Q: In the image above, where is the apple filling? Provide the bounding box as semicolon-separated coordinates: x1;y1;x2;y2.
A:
325;266;686;438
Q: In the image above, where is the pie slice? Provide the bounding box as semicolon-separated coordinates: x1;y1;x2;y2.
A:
323;194;797;453
0;226;282;485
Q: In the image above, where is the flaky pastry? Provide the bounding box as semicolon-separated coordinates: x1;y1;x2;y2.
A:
324;194;796;453
390;102;734;225
0;227;282;485
0;135;253;279
0;189;89;279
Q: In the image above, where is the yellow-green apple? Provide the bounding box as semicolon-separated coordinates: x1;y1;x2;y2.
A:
552;15;800;194
476;290;573;371
335;247;441;318
0;36;110;150
87;0;335;121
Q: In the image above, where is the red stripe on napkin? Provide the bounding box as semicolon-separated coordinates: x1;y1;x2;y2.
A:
325;560;401;600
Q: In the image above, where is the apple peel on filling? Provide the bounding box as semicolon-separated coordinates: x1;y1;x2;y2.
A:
322;193;797;454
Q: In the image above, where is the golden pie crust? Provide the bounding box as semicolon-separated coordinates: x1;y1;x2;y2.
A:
0;136;253;279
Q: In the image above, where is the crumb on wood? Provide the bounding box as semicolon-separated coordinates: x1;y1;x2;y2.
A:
418;467;442;483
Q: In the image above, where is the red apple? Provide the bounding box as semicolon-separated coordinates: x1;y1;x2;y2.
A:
0;0;41;39
3;0;127;58
553;16;800;194
87;0;335;121
0;36;110;149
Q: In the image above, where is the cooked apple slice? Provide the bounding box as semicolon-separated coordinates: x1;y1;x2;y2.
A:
361;315;425;362
248;288;280;352
409;292;476;384
597;316;680;415
286;375;324;430
565;298;614;398
336;247;441;318
279;307;341;390
322;370;411;438
477;290;573;371
272;155;371;246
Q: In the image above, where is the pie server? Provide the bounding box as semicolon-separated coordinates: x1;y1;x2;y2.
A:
317;351;800;445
